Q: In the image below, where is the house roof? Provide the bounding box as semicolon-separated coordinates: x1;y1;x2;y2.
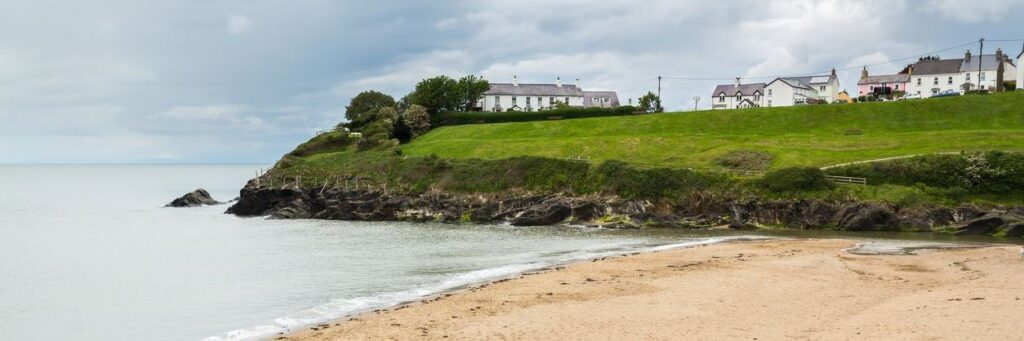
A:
911;59;963;75
767;77;813;90
785;75;835;86
712;83;765;96
484;83;584;96
960;54;1009;72
583;91;620;107
857;74;910;85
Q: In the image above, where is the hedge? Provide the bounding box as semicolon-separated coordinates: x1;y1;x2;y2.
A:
431;106;641;127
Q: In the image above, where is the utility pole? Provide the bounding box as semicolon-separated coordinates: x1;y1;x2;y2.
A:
978;38;985;91
657;76;662;101
693;96;700;111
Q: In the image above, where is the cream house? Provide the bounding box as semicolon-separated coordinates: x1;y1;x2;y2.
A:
710;78;765;110
711;70;840;109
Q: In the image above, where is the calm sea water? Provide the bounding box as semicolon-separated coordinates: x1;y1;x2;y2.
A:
0;165;1013;340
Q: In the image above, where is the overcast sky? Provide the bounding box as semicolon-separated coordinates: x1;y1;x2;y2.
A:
2;0;1022;164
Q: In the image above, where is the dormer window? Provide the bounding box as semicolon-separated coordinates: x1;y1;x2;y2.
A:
719;93;725;102
735;92;742;101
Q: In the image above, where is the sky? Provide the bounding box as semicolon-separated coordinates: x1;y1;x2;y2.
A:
1;0;1023;164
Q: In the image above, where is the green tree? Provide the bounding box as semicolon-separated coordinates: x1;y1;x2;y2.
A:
344;90;395;130
356;107;399;151
638;92;663;113
404;104;431;137
410;76;461;115
456;75;490;111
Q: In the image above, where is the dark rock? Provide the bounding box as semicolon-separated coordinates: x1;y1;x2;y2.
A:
1003;223;1024;238
165;188;221;207
511;198;573;226
835;203;897;231
954;212;1021;235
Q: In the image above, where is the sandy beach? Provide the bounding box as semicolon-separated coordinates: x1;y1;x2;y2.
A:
282;239;1024;340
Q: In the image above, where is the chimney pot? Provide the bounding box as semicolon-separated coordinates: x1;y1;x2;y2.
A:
513;75;519;87
965;49;971;62
556;76;562;87
735;77;741;88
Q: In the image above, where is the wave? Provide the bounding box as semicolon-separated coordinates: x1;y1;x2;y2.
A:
203;235;767;341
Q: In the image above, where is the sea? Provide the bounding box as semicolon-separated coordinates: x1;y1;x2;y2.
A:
0;165;1011;340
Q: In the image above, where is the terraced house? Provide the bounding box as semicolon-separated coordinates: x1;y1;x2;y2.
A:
906;49;1018;98
477;76;618;112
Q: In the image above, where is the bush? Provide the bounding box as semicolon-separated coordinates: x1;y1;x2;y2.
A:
759;167;834;192
432;106;640;127
714;150;773;170
825;151;1024;194
594;160;725;199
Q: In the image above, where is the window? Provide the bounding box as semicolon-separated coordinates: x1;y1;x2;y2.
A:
526;97;531;106
719;94;725;102
948;76;953;85
820;86;825;91
980;72;987;81
494;96;499;104
895;84;899;90
550;96;555;105
736;93;742;101
933;77;938;86
767;100;772;107
916;78;921;86
768;89;772;96
537;97;542;107
869;85;874;91
564;97;569;104
966;73;971;81
512;96;517;106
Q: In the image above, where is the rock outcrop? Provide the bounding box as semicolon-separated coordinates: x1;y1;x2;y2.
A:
166;189;221;207
224;181;1022;237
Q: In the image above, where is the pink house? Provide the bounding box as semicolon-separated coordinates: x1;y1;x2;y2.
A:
856;67;910;97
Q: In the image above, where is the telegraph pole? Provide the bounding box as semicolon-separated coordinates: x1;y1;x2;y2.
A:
657;76;662;101
693;96;700;111
978;38;985;91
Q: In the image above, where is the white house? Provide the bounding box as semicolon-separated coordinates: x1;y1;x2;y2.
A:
711;78;765;109
711;70;840;109
583;91;620;108
478;76;590;112
907;49;1018;97
1017;43;1024;90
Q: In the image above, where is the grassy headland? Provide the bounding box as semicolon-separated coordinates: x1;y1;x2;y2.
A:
404;92;1024;170
272;92;1024;208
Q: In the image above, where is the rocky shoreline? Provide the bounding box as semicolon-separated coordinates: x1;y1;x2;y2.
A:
225;180;1024;237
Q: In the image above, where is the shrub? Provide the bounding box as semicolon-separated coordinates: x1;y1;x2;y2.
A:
432;106;639;127
714;150;773;170
759;167;834;192
824;151;1024;194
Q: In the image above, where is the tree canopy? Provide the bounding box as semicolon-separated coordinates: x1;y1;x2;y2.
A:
345;90;396;130
638;92;664;113
410;75;490;115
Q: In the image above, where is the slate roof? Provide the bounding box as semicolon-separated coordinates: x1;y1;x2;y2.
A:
484;83;585;96
785;75;835;85
583;91;620;107
911;59;963;75
711;83;765;96
767;78;813;90
858;74;910;85
960;54;1008;72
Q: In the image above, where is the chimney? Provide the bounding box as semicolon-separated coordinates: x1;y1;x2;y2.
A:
512;75;519;87
831;67;837;77
965;49;971;62
996;48;1004;62
575;78;580;88
860;66;868;80
556;76;562;88
735;77;741;89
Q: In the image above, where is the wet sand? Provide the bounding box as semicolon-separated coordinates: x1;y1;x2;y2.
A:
282;239;1024;340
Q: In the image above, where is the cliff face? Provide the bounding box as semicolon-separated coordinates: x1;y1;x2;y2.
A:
226;180;1024;235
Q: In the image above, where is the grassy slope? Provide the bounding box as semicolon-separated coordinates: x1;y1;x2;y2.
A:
403;92;1024;169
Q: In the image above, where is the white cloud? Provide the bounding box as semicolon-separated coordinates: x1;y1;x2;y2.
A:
226;14;254;35
929;0;1024;22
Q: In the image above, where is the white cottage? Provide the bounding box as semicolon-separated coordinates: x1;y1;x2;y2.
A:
1018;43;1024;90
478;76;586;112
710;78;765;110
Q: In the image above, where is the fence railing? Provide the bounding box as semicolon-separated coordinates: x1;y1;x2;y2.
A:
825;175;867;185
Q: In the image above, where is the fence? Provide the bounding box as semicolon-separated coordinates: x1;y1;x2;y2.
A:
825;175;867;185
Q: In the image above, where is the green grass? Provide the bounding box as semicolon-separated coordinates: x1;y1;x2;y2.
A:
403;92;1024;169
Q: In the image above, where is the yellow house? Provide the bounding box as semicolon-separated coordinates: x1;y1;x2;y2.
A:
836;90;853;103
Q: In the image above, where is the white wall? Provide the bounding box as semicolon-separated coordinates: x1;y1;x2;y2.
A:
479;94;584;112
710;92;763;110
907;73;962;97
1019;57;1024;90
764;82;801;107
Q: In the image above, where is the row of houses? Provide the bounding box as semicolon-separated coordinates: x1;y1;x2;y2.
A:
476;76;620;112
858;46;1020;98
714;43;1024;109
710;69;841;110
